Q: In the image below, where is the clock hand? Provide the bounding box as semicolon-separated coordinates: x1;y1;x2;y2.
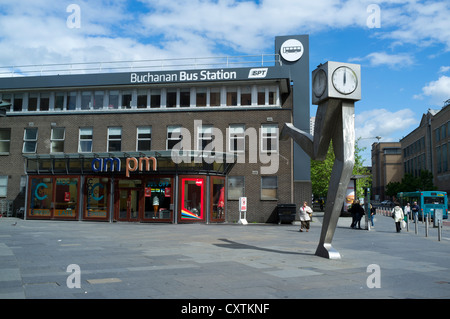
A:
343;70;346;85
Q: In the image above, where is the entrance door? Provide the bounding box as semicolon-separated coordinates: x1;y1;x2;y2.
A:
180;177;205;222
118;189;140;221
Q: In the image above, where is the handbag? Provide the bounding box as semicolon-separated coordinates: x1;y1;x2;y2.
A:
401;220;406;228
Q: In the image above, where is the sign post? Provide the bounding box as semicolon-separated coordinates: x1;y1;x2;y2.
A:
238;197;248;225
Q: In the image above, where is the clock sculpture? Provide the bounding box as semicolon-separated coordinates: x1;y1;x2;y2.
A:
281;61;361;259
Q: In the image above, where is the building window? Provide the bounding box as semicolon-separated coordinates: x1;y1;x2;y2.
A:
137;89;147;109
108;90;119;109
226;87;237;106
23;128;38;153
78;128;93;153
240;87;251;106
51;127;65;153
166;89;177;108
0;128;11;154
228;176;244;200
210;88;221;107
261;124;278;153
228;124;245;153
435;128;440;143
28;93;38;111
121;91;132;109
13;94;23;112
180;89;190;107
261;176;277;200
196;88;207;107
55;93;65;111
0;176;7;197
94;91;104;110
167;126;182;150
137;127;152;151
108;127;122;152
67;92;77;110
81;91;92;110
150;90;161;108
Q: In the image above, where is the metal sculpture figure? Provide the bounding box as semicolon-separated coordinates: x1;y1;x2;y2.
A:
281;99;355;259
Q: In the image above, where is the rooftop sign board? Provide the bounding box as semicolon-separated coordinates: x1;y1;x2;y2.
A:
0;66;289;91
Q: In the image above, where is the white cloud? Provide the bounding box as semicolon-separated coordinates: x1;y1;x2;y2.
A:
351;51;414;68
414;76;450;106
439;66;450;73
355;108;417;142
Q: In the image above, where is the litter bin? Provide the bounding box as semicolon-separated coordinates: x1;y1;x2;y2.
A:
433;209;443;228
277;204;297;224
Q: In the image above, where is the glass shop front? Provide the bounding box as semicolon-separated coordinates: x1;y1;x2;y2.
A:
24;152;231;223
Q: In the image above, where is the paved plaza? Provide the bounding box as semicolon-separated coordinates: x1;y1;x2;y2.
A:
0;213;449;300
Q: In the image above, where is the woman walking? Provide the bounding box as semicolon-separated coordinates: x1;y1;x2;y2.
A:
299;201;313;232
392;202;404;233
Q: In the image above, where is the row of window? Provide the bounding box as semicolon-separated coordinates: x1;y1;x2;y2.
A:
228;175;277;201
0;124;279;155
403;137;425;158
434;121;450;143
0;84;280;112
0;174;279;201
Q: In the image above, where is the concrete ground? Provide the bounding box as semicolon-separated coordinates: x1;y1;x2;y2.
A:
0;212;449;302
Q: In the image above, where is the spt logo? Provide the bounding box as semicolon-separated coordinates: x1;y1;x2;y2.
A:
248;68;268;79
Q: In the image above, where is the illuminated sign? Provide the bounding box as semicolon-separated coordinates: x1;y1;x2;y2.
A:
91;156;157;177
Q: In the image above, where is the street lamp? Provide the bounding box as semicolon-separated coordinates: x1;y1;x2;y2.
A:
0;100;11;117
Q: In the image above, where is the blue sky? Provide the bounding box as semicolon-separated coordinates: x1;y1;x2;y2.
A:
1;0;449;164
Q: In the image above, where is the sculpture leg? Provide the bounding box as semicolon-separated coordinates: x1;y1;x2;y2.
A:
315;102;355;259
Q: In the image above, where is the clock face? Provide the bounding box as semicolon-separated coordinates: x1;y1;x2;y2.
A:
332;66;358;95
313;69;327;97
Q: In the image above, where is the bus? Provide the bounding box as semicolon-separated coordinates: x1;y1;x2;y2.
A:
397;191;448;221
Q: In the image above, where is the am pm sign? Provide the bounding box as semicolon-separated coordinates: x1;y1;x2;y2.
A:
239;197;247;212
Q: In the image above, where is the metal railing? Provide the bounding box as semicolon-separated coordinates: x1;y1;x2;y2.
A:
0;54;282;77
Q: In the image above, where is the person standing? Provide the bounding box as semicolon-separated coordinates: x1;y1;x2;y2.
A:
411;201;420;222
404;203;411;220
392;202;404;233
299;201;313;232
369;203;376;227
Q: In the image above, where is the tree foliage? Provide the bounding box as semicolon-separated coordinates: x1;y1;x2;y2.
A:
385;170;436;197
311;139;372;199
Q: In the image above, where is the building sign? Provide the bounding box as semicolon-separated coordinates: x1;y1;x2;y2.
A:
280;39;304;62
91;156;157;177
131;69;237;84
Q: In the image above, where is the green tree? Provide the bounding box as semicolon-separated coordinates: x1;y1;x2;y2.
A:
311;139;371;199
385;170;436;197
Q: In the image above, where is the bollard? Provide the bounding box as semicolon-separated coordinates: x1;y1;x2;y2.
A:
425;217;428;237
415;214;418;234
438;220;442;241
406;214;409;232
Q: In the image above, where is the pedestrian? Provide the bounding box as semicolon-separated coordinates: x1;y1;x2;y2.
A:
411;201;420;222
299;201;313;232
369;203;376;227
349;200;364;229
404;202;411;220
392;202;404;233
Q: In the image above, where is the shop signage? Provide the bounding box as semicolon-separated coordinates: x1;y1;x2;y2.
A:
91;156;157;177
130;69;237;84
